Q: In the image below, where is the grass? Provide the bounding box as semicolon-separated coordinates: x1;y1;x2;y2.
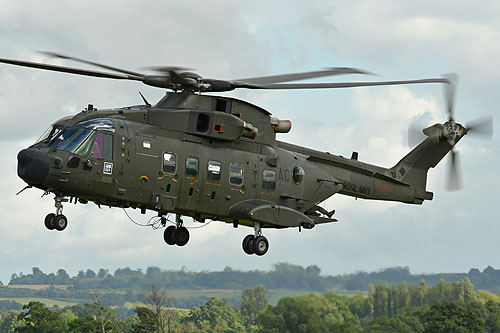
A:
0;297;79;308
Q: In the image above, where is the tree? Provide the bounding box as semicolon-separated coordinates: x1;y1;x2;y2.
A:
141;285;173;333
97;269;108;279
373;282;389;317
56;269;70;284
67;316;101;333
15;301;68;332
364;315;423;333
183;297;245;332
348;295;372;321
484;300;500;332
134;307;157;332
240;285;268;328
258;293;360;332
1;312;25;332
87;296;120;332
409;280;427;307
422;302;483;332
398;282;410;311
86;269;97;279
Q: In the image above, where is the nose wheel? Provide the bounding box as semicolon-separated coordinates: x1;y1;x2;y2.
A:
242;222;269;256
44;195;68;231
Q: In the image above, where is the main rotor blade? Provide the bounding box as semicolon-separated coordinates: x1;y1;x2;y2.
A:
466;115;494;138
240;78;451;90
40;51;146;78
446;149;463;192
0;57;143;81
443;73;458;120
235;67;372;84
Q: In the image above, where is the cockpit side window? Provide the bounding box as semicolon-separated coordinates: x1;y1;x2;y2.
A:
91;132;113;159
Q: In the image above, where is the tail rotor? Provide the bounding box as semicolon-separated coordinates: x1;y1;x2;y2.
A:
407;74;493;191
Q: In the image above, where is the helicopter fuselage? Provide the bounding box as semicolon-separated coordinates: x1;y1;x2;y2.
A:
17;92;463;255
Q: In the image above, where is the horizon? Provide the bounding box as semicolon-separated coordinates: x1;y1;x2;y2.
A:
3;262;498;285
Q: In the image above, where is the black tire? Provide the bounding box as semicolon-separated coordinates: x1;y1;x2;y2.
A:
253;236;269;256
54;215;68;231
163;226;176;245
242;234;255;255
44;213;56;230
174;227;190;246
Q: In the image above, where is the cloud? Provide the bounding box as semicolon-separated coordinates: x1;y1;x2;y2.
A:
0;0;499;283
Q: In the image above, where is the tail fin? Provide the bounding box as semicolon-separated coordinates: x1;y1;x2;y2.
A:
390;133;452;191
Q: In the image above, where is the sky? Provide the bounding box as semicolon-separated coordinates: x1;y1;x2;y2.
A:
0;0;499;284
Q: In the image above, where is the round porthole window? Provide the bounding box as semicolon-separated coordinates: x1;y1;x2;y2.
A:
293;166;305;184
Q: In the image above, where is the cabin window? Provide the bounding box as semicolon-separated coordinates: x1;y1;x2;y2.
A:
229;163;244;186
91;132;113;159
207;160;222;181
262;170;276;190
293;166;305;184
186;157;199;177
163;153;177;174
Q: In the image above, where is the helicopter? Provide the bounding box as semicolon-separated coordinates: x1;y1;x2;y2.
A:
0;52;493;256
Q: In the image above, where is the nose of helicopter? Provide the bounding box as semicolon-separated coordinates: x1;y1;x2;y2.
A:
17;149;50;185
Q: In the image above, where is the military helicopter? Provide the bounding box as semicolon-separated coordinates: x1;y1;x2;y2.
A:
0;53;493;256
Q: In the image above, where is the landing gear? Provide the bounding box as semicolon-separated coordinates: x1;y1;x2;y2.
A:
242;222;269;256
163;214;190;247
242;235;254;254
44;213;56;230
44;196;69;231
253;236;269;256
163;226;176;245
54;215;68;231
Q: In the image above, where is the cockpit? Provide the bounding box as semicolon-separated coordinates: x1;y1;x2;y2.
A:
34;118;115;157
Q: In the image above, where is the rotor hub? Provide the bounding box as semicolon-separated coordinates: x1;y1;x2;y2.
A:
443;121;465;146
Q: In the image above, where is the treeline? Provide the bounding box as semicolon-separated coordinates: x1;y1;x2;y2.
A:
2;279;500;332
8;263;500;292
0;285;218;312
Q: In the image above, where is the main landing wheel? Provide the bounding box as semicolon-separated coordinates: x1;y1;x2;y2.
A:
54;215;68;231
174;227;190;246
163;226;190;246
242;235;255;255
44;213;56;230
163;226;176;245
253;236;269;256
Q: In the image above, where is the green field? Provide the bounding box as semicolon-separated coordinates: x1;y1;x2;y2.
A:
0;297;79;308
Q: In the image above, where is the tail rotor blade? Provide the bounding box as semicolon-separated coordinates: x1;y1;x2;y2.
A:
446;149;463;192
466;115;494;138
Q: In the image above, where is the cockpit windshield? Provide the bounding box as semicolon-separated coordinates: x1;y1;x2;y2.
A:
34;118;114;156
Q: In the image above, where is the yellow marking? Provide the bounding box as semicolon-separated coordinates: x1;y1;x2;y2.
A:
157;174;177;182
206;182;221;186
140;176;149;181
260;192;275;196
231;188;245;194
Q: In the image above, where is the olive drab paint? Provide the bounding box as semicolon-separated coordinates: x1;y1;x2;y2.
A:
3;53;475;256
